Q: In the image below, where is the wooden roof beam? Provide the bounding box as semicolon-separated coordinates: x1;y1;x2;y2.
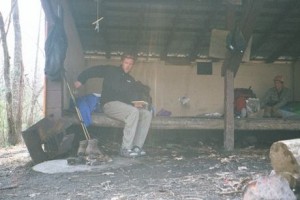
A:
188;0;221;62
222;0;264;76
251;0;299;55
265;30;300;63
132;2;147;56
160;1;182;61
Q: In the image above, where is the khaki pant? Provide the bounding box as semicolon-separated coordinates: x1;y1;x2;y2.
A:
103;101;152;150
263;106;282;118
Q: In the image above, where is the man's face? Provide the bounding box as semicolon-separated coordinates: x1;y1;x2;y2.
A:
274;80;283;91
121;57;134;73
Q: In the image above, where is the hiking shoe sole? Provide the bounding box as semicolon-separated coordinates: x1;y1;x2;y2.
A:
120;148;138;158
132;146;146;156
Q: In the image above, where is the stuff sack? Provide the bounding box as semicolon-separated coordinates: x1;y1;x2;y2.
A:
234;87;256;116
44;16;68;81
132;81;152;110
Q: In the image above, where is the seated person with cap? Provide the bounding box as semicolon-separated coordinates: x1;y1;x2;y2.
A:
261;75;291;118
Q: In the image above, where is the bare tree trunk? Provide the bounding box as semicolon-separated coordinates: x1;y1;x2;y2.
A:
0;12;17;145
28;9;42;126
12;0;24;143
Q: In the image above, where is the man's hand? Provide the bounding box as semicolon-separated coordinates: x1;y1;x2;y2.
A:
133;102;144;108
74;81;82;89
132;101;148;109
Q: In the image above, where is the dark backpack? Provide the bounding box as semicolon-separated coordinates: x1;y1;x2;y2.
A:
226;24;246;53
44;16;68;81
132;81;152;110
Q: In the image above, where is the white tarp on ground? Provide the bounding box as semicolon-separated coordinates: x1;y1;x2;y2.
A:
32;157;138;174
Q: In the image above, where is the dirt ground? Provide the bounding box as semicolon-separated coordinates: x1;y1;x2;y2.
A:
1;128;298;200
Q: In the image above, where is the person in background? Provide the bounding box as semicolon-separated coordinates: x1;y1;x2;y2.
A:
74;53;152;158
261;75;291;118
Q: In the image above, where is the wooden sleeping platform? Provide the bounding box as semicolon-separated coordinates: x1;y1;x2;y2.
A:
66;113;300;131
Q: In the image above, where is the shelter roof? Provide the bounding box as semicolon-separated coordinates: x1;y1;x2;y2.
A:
68;0;300;64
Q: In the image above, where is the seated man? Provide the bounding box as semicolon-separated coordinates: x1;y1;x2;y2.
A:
74;53;152;158
261;75;291;118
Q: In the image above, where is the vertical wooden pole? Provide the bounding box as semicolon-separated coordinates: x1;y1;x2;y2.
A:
222;1;264;150
223;3;235;151
224;69;235;151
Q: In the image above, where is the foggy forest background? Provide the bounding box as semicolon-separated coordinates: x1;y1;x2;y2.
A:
0;0;45;146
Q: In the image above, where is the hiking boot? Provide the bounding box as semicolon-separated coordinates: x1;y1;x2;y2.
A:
132;146;146;156
85;139;102;156
77;140;88;156
120;148;138;158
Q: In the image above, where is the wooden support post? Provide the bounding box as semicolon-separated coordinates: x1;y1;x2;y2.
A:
222;1;264;150
224;68;235;151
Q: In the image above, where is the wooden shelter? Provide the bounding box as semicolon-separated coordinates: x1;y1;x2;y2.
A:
42;0;300;150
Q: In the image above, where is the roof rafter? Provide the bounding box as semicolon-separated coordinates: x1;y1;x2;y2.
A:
188;0;221;62
69;0;300;62
132;1;147;55
222;0;264;76
251;0;300;56
160;0;182;61
266;30;300;63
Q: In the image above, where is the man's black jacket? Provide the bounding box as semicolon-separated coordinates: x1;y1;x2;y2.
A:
77;65;139;106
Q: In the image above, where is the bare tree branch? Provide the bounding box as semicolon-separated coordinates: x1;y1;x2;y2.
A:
0;11;17;145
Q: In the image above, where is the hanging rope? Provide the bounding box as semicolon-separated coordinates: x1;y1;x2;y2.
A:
92;0;103;32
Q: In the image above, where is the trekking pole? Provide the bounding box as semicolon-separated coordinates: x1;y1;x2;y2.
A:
63;73;91;140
